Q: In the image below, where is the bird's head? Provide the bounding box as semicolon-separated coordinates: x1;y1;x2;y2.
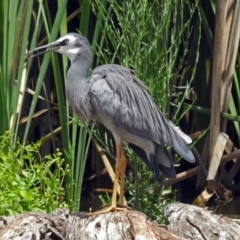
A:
28;33;92;62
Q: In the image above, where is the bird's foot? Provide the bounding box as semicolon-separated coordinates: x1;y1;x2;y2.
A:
88;203;131;216
115;203;132;210
99;202;130;209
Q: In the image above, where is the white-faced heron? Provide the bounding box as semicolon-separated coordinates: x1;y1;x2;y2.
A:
28;33;195;213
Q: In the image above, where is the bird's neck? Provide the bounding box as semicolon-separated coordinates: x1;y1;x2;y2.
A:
65;48;93;122
67;49;92;80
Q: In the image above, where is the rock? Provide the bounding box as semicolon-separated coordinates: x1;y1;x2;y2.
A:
164;203;240;240
0;209;183;240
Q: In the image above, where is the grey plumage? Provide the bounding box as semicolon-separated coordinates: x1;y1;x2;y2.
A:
89;64;195;181
28;33;195;184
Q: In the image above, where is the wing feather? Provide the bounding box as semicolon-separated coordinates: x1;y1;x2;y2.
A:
89;64;195;163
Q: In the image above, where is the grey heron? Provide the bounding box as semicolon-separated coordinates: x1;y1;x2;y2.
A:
28;33;195;213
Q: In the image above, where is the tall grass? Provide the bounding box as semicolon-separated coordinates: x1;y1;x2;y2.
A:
0;0;33;144
194;1;240;147
93;0;200;117
0;0;100;211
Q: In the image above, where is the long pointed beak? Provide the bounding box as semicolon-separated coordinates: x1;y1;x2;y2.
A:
27;41;60;59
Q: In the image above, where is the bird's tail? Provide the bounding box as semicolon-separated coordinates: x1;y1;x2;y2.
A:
129;143;176;184
170;128;195;164
153;145;176;179
169;121;192;144
168;121;195;163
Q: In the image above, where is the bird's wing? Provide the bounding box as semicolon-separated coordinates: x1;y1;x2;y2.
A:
89;64;194;163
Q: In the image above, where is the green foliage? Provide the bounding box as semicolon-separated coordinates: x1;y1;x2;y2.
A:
0;0;96;211
126;156;173;224
0;0;34;143
0;132;68;216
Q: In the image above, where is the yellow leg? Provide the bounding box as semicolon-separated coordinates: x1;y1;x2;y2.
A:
110;143;121;209
88;143;128;215
119;145;127;206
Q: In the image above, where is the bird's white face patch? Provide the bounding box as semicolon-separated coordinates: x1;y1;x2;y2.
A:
64;48;80;55
56;35;81;61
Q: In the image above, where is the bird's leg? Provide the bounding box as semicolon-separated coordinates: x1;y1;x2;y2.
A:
88;144;127;215
110;143;122;209
119;144;127;206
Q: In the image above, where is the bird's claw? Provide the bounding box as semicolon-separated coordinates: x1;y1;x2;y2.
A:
87;203;130;216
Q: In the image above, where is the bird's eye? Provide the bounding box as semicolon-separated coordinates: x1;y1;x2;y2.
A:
60;39;69;46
